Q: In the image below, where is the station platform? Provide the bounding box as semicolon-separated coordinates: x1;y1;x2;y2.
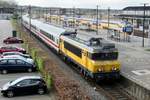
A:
76;29;150;100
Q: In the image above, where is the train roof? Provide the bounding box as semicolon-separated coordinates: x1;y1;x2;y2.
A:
61;34;116;53
22;15;66;38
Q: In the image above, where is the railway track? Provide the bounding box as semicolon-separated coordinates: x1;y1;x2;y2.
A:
67;62;135;100
23;25;135;100
94;82;134;100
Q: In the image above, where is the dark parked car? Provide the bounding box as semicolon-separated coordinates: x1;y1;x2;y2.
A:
0;56;35;74
3;37;23;44
1;76;47;97
0;46;26;54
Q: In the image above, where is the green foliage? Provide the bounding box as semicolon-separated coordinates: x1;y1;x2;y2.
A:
46;74;52;90
31;48;37;61
12;20;52;91
36;57;44;72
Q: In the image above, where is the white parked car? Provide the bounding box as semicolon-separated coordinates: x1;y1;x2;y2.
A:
2;52;31;58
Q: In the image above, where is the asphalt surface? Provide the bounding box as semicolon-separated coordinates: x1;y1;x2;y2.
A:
0;20;50;100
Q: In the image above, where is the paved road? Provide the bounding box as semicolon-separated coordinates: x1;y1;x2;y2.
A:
0;20;50;99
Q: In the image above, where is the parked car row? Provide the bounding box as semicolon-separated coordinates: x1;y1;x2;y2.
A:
0;45;47;97
0;46;35;74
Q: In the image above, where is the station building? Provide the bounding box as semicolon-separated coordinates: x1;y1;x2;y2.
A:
0;7;15;19
0;7;14;13
118;6;150;30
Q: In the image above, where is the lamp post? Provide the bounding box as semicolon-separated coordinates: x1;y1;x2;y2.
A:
107;7;110;38
142;3;148;47
73;6;76;28
28;5;31;36
142;4;146;47
96;5;99;35
20;6;23;27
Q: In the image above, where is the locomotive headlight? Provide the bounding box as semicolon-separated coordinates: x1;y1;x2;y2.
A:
98;67;103;72
112;67;117;71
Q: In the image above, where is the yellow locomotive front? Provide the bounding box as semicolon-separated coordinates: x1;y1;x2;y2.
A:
80;38;120;81
60;35;120;81
86;50;120;80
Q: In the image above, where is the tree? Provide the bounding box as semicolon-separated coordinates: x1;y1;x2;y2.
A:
0;0;17;7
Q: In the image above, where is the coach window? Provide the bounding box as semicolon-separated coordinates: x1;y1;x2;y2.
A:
57;39;59;44
52;36;54;41
53;37;55;42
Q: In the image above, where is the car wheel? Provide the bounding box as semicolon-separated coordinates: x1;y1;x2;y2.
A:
2;70;7;74
7;91;14;98
27;68;32;72
38;88;45;95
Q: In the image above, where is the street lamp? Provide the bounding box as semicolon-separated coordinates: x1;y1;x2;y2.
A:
141;3;148;47
96;5;99;35
107;7;110;38
28;5;31;36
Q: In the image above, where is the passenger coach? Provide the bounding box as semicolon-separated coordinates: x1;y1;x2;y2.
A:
22;15;66;52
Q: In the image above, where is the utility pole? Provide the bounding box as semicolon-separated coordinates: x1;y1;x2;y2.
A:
46;8;48;22
142;3;148;47
107;7;110;38
73;6;75;28
29;5;31;36
96;5;99;35
50;8;51;23
20;6;23;27
59;9;61;26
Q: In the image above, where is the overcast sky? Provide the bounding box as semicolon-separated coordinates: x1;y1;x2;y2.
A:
11;0;150;9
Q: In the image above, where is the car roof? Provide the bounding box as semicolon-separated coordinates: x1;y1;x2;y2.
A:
0;55;32;62
1;55;26;59
10;76;41;85
0;46;18;49
3;52;22;55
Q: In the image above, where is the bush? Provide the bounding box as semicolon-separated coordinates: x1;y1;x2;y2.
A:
46;73;52;90
30;48;37;61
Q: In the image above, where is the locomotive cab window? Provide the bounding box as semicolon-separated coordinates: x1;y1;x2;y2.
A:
89;52;118;60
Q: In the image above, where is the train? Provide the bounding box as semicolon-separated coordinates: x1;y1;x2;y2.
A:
22;15;121;81
44;15;133;33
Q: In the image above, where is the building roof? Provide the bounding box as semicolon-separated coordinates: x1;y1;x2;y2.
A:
123;6;150;11
118;14;150;19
